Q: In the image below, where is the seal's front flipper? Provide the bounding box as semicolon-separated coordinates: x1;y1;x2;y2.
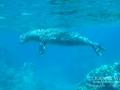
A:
39;42;46;55
91;43;106;56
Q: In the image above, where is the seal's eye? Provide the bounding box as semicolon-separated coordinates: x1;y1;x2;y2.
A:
36;31;39;33
36;29;41;33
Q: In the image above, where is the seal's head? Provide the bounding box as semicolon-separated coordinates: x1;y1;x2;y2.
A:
19;34;29;44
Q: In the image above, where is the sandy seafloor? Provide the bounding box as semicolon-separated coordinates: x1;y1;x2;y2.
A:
0;0;120;90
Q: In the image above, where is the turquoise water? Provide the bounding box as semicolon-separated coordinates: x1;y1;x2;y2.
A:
0;0;120;90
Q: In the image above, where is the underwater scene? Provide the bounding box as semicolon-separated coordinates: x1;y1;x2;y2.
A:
0;0;120;90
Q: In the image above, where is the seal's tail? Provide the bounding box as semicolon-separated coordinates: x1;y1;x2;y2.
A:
91;43;106;56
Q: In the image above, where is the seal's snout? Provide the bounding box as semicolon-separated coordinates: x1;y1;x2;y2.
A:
19;35;26;44
19;40;24;44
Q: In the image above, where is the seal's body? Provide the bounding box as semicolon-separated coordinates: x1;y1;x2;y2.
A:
19;28;105;56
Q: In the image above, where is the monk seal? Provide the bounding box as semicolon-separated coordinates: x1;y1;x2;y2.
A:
19;28;105;56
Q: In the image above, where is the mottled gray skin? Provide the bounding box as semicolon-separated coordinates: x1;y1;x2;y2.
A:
19;28;105;56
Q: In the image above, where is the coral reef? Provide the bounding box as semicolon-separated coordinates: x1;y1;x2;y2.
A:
75;62;120;90
0;62;42;90
0;45;42;90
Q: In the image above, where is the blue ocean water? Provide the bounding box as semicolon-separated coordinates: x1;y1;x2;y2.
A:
0;0;120;90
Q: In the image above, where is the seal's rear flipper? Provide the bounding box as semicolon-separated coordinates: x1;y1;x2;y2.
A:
91;44;106;56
